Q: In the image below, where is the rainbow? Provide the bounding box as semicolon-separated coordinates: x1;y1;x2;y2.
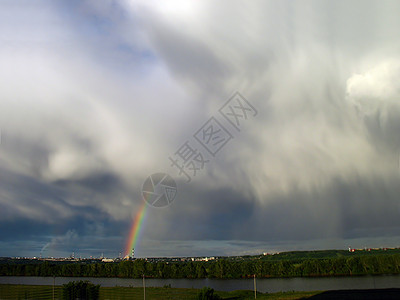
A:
124;201;147;257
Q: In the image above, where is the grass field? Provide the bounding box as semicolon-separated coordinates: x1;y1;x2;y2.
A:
0;284;321;299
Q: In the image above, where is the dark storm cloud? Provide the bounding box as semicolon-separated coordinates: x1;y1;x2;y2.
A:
134;176;400;257
147;185;257;241
138;175;400;255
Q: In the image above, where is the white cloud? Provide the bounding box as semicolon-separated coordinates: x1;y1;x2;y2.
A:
346;60;400;115
2;0;400;256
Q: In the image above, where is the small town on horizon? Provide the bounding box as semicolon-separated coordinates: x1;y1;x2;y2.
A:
4;246;400;264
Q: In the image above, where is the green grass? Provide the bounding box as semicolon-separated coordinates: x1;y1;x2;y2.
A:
0;284;63;299
100;286;200;299
0;284;322;299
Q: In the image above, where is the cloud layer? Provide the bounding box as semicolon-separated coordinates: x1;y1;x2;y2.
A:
1;0;400;257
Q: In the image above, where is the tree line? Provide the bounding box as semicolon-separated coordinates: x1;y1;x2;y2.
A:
1;254;399;279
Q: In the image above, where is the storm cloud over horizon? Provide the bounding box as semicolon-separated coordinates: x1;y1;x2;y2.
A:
1;0;400;258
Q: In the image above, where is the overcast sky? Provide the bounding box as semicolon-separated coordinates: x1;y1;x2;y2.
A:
1;0;400;258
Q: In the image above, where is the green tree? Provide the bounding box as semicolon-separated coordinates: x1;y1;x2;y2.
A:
196;264;207;278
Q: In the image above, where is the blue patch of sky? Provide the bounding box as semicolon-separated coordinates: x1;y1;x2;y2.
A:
54;0;159;77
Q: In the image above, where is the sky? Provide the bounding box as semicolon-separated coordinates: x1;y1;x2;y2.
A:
1;0;400;258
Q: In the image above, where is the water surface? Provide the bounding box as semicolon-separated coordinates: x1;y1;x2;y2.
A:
1;275;400;293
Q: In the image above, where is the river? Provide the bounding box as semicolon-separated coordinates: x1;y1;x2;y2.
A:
1;275;400;293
